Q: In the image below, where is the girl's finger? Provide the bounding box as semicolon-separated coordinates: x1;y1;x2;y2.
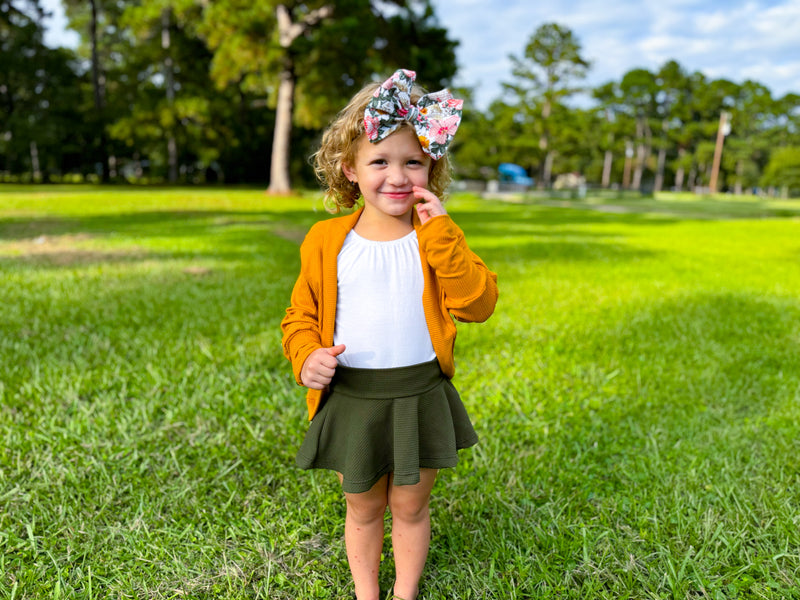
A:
412;185;438;203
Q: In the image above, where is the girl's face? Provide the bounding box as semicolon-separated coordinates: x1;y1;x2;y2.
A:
342;127;431;223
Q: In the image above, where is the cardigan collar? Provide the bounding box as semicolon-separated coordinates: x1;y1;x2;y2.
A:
332;204;424;237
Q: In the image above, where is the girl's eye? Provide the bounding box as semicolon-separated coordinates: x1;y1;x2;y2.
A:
408;159;423;166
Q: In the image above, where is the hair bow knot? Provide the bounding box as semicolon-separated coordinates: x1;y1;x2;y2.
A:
364;69;463;160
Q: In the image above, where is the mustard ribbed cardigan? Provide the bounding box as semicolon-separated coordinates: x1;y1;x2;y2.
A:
281;207;498;420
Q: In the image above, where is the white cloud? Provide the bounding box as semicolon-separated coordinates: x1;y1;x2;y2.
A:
752;2;800;45
432;0;800;107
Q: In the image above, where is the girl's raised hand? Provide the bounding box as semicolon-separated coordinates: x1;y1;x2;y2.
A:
413;186;447;225
301;344;346;390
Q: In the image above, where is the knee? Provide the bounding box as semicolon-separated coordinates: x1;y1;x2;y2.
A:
345;494;388;524
389;494;430;524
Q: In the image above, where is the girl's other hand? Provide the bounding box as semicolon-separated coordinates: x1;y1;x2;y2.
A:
413;186;447;225
301;344;346;390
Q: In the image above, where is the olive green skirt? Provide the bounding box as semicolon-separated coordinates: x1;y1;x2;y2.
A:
296;359;478;494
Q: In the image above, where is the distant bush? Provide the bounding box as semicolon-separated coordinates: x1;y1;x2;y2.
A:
762;146;800;197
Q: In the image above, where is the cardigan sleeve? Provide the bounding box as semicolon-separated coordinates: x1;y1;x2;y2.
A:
281;230;324;386
418;214;498;323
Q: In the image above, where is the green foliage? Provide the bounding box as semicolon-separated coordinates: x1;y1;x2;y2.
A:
1;187;800;598
761;146;800;193
496;23;590;186
510;22;590;95
459;22;797;194
198;0;457;129
0;0;86;177
3;7;799;191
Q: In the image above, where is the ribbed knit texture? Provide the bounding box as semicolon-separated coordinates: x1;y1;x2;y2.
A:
281;207;498;420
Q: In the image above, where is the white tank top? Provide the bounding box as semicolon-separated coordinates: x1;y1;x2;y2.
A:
334;229;436;368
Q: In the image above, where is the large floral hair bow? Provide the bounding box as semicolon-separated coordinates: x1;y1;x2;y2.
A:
364;69;463;160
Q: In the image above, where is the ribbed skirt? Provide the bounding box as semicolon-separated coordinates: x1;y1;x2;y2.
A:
295;359;478;494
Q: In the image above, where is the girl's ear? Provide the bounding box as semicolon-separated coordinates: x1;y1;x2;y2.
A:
342;163;356;182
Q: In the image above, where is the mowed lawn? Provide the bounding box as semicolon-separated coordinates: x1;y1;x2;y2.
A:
1;186;799;599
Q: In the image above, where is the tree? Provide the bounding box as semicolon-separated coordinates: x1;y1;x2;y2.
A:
60;0;110;180
653;60;690;192
1;0;85;179
592;81;625;187
723;81;781;194
762;146;800;196
506;23;590;188
618;68;659;190
197;0;457;193
64;0;261;183
120;0;206;183
63;0;134;180
268;4;331;193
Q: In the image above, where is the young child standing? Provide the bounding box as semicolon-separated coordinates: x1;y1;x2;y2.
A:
281;69;498;600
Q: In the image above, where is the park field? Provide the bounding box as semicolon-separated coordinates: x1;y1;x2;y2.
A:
1;186;799;599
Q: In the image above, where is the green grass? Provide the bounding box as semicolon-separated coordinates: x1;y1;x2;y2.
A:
1;186;799;599
517;189;800;220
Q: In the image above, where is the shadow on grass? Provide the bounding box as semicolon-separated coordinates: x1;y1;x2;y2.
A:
496;193;800;220
0;202;670;243
486;289;800;485
3;197;799;597
0;209;324;273
0;209;328;241
441;291;800;596
1;204;664;278
455;201;681;231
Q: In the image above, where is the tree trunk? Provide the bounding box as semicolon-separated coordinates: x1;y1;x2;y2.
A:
30;140;41;181
268;3;333;194
631;118;650;191
674;167;684;191
162;8;177;184
268;62;295;194
89;0;109;182
536;99;551;190
674;148;686;191
654;146;666;192
542;151;554;189
601;150;613;188
622;141;633;189
631;144;645;191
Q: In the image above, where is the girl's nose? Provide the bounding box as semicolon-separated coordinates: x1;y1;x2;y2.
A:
387;165;408;185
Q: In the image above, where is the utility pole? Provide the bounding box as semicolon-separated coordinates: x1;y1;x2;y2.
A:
709;111;731;194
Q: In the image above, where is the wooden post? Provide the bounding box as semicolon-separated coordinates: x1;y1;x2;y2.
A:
709;111;729;194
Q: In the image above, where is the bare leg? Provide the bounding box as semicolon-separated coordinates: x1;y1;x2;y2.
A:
387;469;437;600
340;473;389;600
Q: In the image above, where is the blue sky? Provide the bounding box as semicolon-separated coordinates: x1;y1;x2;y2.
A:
40;0;800;109
429;0;800;108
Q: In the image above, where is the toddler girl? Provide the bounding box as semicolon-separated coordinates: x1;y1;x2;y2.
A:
281;69;498;600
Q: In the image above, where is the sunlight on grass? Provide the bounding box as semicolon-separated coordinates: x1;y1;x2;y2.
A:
1;186;799;599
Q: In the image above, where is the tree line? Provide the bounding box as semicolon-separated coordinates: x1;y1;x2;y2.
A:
456;23;800;196
3;2;799;195
1;0;457;189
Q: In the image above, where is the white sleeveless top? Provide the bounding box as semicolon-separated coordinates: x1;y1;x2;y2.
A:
334;229;436;369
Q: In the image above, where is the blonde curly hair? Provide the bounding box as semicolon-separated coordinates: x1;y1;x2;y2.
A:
313;78;453;213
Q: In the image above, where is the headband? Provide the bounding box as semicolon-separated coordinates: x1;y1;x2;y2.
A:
363;69;463;160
